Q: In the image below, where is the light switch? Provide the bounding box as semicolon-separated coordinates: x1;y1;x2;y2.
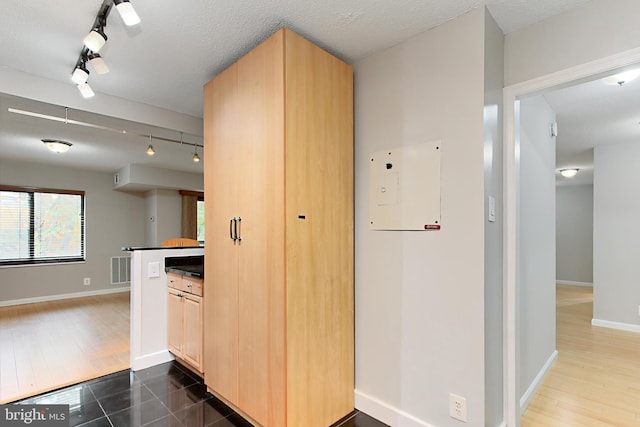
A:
148;261;160;278
489;196;496;222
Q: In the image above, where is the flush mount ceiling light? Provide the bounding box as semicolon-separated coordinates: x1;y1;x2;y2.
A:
603;69;640;86
113;0;141;26
42;139;72;154
559;168;579;178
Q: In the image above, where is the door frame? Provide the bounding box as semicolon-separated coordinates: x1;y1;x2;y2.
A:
503;45;640;427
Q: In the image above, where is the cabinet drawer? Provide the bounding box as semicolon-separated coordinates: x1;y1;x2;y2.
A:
167;273;183;290
183;277;203;296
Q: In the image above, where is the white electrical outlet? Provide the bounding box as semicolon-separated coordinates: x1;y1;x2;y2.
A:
83;277;91;286
449;393;467;422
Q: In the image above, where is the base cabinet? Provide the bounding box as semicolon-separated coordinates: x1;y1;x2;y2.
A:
203;28;354;427
167;273;203;373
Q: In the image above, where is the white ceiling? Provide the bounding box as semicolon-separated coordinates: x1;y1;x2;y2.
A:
3;0;631;178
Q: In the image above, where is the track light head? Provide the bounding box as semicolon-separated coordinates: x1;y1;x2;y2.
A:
113;0;141;26
193;149;200;162
84;26;107;52
88;52;109;74
146;144;156;155
71;62;89;85
77;82;95;98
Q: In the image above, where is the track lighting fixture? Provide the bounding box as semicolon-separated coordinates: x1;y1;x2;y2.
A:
77;83;95;98
71;0;141;98
71;61;89;85
88;52;109;74
193;148;201;162
147;134;155;155
113;0;141;26
83;24;108;52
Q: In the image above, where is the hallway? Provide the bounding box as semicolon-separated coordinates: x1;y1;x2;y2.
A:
522;285;640;426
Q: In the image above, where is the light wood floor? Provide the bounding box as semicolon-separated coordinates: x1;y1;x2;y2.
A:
0;292;130;403
522;285;640;426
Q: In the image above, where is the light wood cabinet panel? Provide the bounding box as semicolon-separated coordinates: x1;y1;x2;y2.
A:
182;293;203;370
203;62;241;405
167;287;183;357
204;28;353;427
168;274;204;374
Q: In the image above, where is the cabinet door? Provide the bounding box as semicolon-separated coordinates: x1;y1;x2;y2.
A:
167;288;183;358
235;30;286;427
182;293;202;371
203;62;241;404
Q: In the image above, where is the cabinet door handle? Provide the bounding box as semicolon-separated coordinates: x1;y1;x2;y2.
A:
237;216;242;242
233;217;239;243
229;218;235;241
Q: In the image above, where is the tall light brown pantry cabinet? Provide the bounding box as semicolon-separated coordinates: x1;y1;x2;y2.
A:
203;28;354;427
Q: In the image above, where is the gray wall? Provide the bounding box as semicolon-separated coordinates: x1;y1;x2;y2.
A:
354;8;493;427
505;0;640;85
593;142;640;326
483;10;504;427
0;160;145;302
556;184;593;284
518;96;557;401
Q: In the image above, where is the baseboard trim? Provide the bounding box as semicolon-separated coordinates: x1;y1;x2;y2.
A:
0;287;130;308
556;280;593;287
520;350;558;412
354;390;437;427
131;350;173;372
592;318;640;333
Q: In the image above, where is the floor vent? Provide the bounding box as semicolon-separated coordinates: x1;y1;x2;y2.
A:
111;256;131;285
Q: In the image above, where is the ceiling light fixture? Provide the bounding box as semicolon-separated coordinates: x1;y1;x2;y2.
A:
193;148;201;162
71;61;90;85
83;24;108;52
146;134;155;155
71;0;141;98
77;83;95;98
559;168;579;178
42;139;72;154
603;69;640;86
88;52;109;74
113;0;141;26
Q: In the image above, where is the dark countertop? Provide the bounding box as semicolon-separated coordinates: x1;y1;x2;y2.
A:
122;246;203;252
164;255;204;278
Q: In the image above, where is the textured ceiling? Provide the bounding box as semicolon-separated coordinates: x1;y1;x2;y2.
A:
0;0;591;117
0;0;612;175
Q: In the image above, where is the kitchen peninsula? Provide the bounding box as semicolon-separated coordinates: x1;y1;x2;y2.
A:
123;245;204;371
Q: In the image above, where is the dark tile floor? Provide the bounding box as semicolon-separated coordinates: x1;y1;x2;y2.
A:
13;361;388;427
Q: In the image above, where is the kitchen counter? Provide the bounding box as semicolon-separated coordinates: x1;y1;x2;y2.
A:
164;255;204;278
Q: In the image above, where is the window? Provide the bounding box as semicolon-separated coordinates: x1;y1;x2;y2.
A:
196;198;205;242
0;186;85;266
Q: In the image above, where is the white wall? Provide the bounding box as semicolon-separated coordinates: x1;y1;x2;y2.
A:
482;11;504;427
518;96;557;403
354;8;489;427
144;189;183;247
593;142;640;326
556;184;593;284
504;0;640;86
0;160;145;302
